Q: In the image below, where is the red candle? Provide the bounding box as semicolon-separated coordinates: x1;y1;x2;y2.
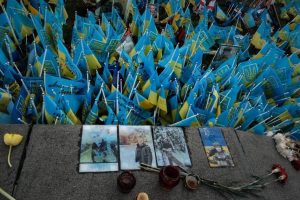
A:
117;171;136;193
159;166;180;191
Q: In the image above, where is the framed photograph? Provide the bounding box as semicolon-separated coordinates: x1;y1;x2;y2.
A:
119;126;156;170
199;127;234;167
153;127;191;167
210;44;240;70
148;3;159;23
79;125;119;172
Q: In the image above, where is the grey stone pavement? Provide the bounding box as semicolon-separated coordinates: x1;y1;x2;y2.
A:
0;125;30;199
0;125;299;200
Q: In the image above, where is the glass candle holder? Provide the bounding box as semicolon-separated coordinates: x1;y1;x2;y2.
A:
184;174;200;190
117;171;136;193
159;166;180;191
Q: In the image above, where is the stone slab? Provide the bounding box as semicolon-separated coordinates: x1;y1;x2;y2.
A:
14;125;300;200
0;125;30;200
236;130;300;200
14;125;93;200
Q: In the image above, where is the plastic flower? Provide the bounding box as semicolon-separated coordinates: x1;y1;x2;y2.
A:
3;133;23;168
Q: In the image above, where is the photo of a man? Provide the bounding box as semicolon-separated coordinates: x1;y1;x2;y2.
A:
199;127;234;167
148;3;159;23
135;134;153;165
208;143;234;166
153;127;191;167
119;126;156;170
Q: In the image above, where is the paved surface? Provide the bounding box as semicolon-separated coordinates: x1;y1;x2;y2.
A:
236;130;299;200
0;125;30;200
0;125;296;200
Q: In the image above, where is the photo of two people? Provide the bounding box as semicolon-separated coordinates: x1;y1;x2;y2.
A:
79;125;119;172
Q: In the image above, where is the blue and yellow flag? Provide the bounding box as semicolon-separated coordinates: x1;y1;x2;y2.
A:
163;24;176;44
157;85;168;113
214;56;237;83
215;5;228;22
243;9;256;28
170;113;201;127
141;9;158;42
85;90;101;124
61;95;81;125
44;95;73;124
129;33;152;58
236;57;265;87
87;25;107;54
33;48;59;77
80;39;102;76
142;73;159;105
44;8;63;40
6;0;34;41
31;14;53;50
57;39;83;80
168;94;180;122
0;90;13;114
164;1;180;17
219;86;241;111
130;8;141;37
55;0;68;25
4;34;21;62
111;8;126;35
133;92;155;110
251;20;272;49
206;86;221;117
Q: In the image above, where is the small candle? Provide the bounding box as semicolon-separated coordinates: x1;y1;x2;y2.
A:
184;174;200;190
117;171;136;193
159;166;180;191
136;192;149;200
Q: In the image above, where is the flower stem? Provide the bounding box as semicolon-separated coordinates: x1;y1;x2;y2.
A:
7;145;12;168
237;172;274;189
0;187;16;200
262;178;281;187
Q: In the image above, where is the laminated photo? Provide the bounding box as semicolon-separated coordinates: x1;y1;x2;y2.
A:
210;44;240;70
153;127;191;167
119;126;156;170
199;127;234;167
148;3;159;23
79;125;119;172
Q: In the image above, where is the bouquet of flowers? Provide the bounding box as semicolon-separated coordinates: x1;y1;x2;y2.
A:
273;133;300;170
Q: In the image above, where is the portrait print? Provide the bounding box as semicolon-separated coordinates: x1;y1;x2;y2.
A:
153;127;191;167
119;126;156;170
79;125;118;172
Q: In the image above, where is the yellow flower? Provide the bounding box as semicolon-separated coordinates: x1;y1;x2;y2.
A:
3;133;23;168
4;133;23;146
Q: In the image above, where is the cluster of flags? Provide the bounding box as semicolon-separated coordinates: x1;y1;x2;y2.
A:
0;0;299;140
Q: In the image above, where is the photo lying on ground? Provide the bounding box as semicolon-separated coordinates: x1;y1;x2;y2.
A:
80;125;119;172
199;127;234;167
153;127;191;167
119;125;156;170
